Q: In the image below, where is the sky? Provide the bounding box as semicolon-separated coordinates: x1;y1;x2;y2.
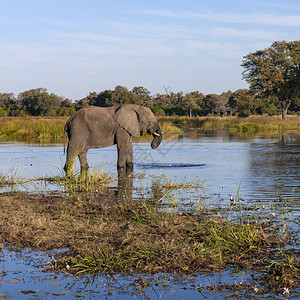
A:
0;0;299;100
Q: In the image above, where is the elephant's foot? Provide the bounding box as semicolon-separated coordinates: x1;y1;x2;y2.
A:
64;164;72;178
126;162;133;170
80;167;89;179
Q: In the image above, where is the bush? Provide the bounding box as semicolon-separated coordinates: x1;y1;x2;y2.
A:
265;103;280;116
151;107;165;117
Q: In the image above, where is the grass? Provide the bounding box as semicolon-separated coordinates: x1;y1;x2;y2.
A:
158;115;300;134
0;168;24;186
0;116;67;142
0;116;182;142
0;171;298;295
41;168;114;197
1;115;298;143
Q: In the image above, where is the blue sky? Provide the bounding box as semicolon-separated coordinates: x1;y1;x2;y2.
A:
0;0;299;100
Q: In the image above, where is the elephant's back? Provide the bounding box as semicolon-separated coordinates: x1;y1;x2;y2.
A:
77;106;116;123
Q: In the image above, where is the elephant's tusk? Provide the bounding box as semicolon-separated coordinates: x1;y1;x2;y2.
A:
153;132;160;137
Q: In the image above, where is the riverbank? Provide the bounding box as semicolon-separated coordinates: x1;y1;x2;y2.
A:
0;115;299;142
0;172;299;296
158;115;300;134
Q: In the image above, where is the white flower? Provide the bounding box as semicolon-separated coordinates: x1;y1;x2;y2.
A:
254;287;258;293
283;287;289;295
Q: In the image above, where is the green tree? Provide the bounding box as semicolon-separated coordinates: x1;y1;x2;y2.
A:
0;93;18;114
152;93;170;107
132;86;152;106
241;40;300;119
57;106;76;116
181;91;204;117
211;91;232;116
76;91;109;108
229;89;264;117
18;88;62;116
106;86;137;106
202;94;219;115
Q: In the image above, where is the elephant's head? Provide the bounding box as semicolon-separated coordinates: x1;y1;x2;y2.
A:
114;104;162;149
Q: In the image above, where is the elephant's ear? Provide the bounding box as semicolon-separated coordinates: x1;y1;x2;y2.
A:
114;105;141;137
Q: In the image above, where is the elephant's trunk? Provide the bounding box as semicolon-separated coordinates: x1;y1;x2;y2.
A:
151;126;162;149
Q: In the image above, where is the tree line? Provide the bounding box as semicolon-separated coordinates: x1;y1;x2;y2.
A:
1;40;299;119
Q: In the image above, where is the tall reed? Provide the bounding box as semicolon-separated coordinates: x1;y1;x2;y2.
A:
0;117;68;142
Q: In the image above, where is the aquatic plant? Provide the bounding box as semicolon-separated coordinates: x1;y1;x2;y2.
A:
0;168;23;186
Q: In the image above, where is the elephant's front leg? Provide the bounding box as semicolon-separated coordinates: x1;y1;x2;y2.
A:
116;130;133;171
78;150;89;176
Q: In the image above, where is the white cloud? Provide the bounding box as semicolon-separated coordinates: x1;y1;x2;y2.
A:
132;9;300;27
210;27;283;40
204;11;300;27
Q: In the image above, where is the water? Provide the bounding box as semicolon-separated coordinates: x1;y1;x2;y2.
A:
0;131;299;298
1;247;257;299
1;132;299;203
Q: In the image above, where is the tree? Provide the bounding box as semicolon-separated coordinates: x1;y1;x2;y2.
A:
181;91;204;117
152;93;170;107
211;91;232;116
162;86;179;107
0;93;18;115
132;86;152;107
18;88;62;116
106;86;137;106
76;91;110;108
241;40;300;119
202;94;219;115
229;89;264;117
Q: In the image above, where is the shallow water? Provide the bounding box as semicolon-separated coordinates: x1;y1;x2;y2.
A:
0;247;260;299
1;131;299;203
0;131;299;298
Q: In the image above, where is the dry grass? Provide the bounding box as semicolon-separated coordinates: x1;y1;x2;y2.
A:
0;116;181;143
0;116;67;142
158;115;300;134
0;190;298;292
0;115;298;143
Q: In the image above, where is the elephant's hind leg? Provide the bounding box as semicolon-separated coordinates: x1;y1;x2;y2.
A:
64;144;76;176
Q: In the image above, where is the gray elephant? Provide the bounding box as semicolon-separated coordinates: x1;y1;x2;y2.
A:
63;104;162;175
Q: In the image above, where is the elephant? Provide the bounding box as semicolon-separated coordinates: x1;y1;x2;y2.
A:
63;104;162;175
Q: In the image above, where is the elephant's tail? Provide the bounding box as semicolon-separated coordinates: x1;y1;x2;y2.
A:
63;112;76;154
63;122;67;155
63;118;71;155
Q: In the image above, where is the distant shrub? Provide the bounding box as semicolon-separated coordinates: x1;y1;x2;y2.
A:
151;107;165;117
265;103;280;116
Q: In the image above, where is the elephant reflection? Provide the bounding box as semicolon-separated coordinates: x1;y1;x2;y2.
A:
63;104;162;176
